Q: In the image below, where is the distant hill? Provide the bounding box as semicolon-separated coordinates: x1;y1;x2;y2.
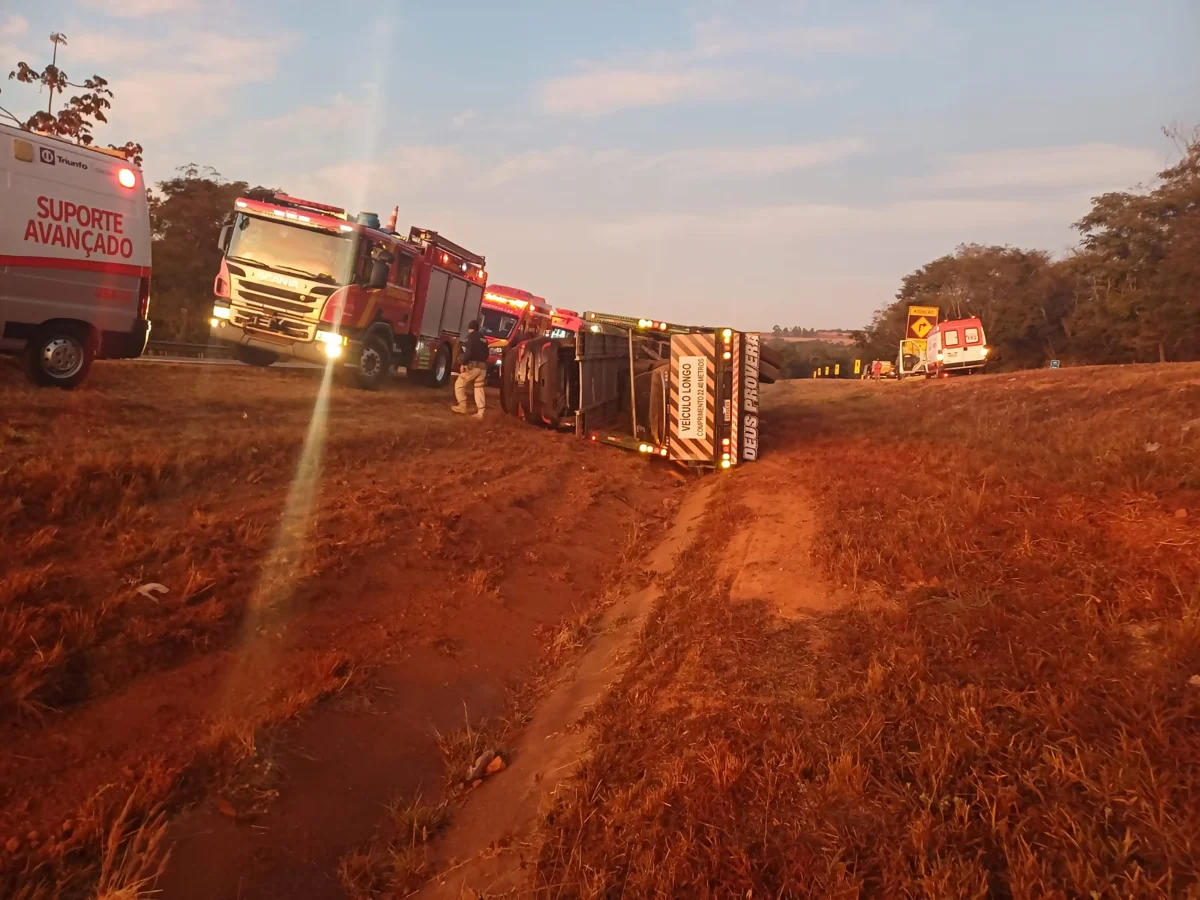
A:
762;330;856;346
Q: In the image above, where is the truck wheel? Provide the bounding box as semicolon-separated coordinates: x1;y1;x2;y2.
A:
234;345;278;367
429;344;453;388
353;333;393;390
26;327;94;389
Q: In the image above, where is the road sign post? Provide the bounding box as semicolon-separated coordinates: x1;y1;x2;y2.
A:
907;305;939;342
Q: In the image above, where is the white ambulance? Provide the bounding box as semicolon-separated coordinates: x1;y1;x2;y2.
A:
0;123;151;387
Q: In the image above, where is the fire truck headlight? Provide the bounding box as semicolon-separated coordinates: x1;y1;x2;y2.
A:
210;317;220;328
212;305;231;320
317;330;348;347
323;342;343;360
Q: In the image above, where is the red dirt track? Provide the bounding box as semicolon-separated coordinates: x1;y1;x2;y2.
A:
0;360;672;898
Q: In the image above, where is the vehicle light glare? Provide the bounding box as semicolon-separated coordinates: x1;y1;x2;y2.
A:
212;305;231;320
210;317;219;328
118;167;137;188
316;330;347;347
722;328;732;339
721;460;731;469
324;342;343;360
723;351;732;360
339;224;354;232
982;347;990;356
235;200;248;209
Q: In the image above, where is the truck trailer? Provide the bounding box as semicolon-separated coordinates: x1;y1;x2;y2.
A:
500;311;779;469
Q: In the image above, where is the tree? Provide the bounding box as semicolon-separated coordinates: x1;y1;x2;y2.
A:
2;32;143;165
149;166;277;341
1069;132;1200;363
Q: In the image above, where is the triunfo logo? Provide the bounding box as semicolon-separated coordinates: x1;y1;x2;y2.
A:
742;333;761;461
38;146;88;170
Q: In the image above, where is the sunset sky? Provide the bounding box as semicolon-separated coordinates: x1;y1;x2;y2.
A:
3;0;1196;328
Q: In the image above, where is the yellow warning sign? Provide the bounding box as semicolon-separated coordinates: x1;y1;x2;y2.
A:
907;305;939;341
853;359;862;375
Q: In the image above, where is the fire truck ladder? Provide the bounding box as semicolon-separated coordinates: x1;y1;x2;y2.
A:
409;227;486;268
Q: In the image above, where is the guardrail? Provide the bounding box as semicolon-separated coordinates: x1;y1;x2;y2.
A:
143;341;233;359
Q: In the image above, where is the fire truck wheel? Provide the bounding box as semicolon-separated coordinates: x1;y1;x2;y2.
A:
25;326;94;389
233;345;278;368
353;333;393;391
430;344;453;388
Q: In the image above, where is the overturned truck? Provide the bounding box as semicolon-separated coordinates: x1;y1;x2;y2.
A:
499;312;780;469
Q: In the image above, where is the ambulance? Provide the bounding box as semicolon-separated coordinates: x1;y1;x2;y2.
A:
924;317;989;377
0;124;151;387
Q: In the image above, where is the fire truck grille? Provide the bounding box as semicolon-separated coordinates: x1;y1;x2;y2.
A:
236;288;312;315
232;309;315;341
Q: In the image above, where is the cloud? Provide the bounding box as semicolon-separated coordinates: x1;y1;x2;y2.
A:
905;144;1161;193
77;0;198;17
636;138;868;177
594;196;1085;245
0;14;28;38
690;19;873;59
256;93;368;134
68;29;295;141
451;109;475;129
539;67;742;116
483;146;629;187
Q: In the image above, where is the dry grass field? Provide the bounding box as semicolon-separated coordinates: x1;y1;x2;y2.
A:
0;359;670;899
529;365;1200;899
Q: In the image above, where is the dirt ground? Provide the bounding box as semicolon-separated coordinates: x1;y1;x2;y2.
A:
0;358;675;899
5;361;1198;899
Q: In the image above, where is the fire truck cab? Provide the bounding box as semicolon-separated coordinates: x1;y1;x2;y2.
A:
479;285;553;384
211;194;486;390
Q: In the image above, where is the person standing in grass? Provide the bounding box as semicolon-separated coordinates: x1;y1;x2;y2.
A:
872;359;883;381
452;319;489;419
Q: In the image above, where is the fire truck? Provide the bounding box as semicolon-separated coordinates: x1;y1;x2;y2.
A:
548;307;583;339
500;311;781;469
479;285;553;384
210;194;487;390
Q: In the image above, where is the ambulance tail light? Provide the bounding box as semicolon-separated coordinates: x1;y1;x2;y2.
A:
138;277;151;319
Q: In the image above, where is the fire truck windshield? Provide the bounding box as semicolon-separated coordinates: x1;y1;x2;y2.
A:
480;308;519;339
227;213;355;285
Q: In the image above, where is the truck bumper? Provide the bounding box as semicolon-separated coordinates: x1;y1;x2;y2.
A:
211;320;333;366
101;318;151;359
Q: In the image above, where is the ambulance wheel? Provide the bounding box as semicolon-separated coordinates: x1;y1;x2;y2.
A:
234;345;278;368
353;333;392;390
430;344;453;388
26;326;94;389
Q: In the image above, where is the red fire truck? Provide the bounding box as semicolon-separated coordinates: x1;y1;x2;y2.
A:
548;307;583;339
210;194;487;389
479;285;553;383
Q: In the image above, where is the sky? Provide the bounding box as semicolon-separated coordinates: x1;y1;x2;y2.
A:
2;0;1197;329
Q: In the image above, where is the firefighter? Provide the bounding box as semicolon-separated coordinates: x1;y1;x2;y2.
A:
452;319;489;419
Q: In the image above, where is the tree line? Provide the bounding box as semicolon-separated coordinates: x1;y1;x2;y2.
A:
856;129;1200;369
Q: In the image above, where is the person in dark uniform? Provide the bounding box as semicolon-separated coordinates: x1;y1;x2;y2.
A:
452;319;489;419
